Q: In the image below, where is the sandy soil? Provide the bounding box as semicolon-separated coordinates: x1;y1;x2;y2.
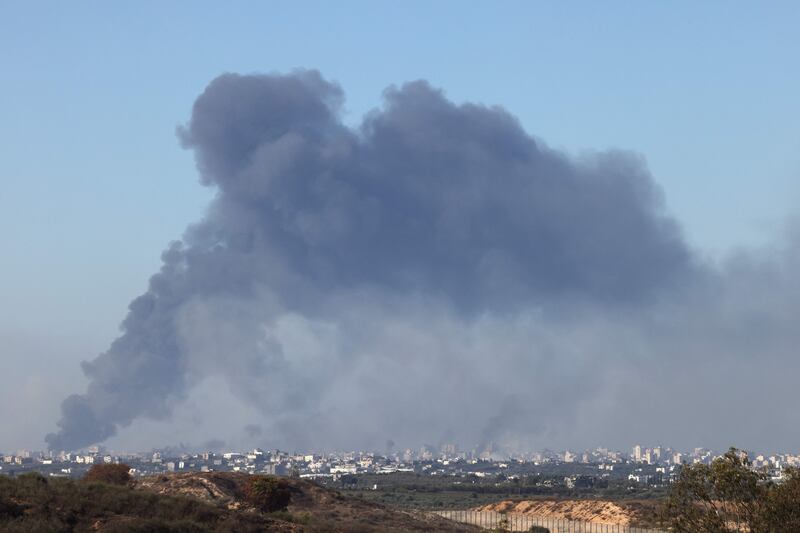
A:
475;499;657;525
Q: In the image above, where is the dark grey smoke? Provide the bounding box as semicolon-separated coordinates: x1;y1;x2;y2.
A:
176;72;691;310
244;424;263;439
47;70;798;452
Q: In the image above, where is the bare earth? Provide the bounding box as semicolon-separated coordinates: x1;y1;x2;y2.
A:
475;499;659;526
136;472;478;532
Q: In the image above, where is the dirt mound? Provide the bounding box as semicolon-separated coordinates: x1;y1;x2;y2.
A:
135;472;476;532
135;471;248;508
0;472;295;532
476;499;656;525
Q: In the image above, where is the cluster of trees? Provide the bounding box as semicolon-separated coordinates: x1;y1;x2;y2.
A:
663;448;800;532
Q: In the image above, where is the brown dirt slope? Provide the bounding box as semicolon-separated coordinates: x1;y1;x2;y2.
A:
136;472;477;532
476;499;659;526
0;472;292;532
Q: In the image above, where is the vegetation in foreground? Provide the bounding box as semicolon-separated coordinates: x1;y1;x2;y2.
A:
0;471;281;532
0;466;476;532
662;448;800;532
82;463;133;485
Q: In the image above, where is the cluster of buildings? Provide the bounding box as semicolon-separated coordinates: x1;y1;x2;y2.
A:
2;443;796;484
0;446;413;480
628;444;799;473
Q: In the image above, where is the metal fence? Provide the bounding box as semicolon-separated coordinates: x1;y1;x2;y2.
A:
433;510;666;532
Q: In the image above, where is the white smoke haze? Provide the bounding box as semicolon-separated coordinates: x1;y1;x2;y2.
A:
46;70;800;453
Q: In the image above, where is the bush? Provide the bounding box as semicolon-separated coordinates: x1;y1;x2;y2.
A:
0;474;277;531
761;468;800;531
662;448;800;532
243;475;291;512
84;463;132;485
0;496;24;519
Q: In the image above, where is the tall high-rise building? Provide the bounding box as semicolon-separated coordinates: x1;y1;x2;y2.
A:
440;443;457;456
632;445;642;462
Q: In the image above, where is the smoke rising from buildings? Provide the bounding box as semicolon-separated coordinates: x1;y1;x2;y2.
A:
46;71;800;452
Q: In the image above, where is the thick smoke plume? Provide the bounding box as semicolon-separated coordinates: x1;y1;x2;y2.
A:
47;71;800;452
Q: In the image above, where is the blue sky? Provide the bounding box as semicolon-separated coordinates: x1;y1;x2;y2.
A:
1;1;799;449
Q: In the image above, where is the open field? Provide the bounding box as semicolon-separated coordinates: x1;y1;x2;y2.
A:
322;471;667;518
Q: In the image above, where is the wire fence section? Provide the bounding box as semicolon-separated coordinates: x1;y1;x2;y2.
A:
433;510;666;533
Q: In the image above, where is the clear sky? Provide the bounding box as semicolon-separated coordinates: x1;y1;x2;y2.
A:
1;1;799;451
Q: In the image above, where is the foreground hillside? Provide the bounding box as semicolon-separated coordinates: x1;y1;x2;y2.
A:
0;471;477;532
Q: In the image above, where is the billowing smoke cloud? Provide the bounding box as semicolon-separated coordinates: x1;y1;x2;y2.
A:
46;70;800;453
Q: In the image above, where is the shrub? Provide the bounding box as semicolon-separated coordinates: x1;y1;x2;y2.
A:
761;467;800;532
84;463;132;485
243;475;291;512
662;448;800;532
0;474;278;531
0;496;24;519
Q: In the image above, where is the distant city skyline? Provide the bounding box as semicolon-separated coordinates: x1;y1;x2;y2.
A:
4;441;798;465
4;441;798;488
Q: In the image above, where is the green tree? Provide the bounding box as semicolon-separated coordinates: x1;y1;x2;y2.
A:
761;467;800;531
662;448;800;532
